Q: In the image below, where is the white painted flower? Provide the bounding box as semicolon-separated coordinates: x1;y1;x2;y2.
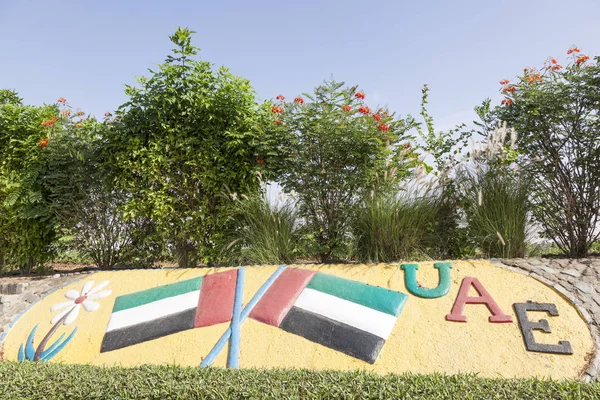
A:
50;280;111;325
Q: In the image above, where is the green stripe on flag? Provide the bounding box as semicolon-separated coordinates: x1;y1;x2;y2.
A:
112;277;203;313
306;273;406;316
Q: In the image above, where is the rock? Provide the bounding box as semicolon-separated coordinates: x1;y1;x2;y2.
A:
583;267;595;276
559;280;575;293
580;275;598;285
592;292;600;308
22;292;38;304
529;259;545;266
0;283;26;295
538;272;558;282
500;259;521;268
552;259;571;268
575;281;595;294
562;269;581;278
53;274;61;278
539;266;559;275
572;262;589;273
516;262;534;272
590;301;600;317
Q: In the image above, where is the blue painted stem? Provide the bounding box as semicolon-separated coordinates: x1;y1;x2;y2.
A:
227;268;245;368
200;265;287;367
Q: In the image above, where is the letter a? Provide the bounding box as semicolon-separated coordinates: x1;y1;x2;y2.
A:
445;277;513;323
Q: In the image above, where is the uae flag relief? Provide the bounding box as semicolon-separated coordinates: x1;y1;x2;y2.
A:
100;269;237;352
249;268;407;363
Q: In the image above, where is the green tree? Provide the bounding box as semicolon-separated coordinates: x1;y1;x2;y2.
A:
497;48;600;257
261;80;419;262
105;28;262;266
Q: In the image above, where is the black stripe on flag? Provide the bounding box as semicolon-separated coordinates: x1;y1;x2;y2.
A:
279;306;385;364
100;309;196;353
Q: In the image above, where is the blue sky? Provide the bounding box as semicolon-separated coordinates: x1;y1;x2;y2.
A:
1;0;599;132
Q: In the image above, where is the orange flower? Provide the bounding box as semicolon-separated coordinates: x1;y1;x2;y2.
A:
276;95;285;101
342;105;351;112
354;92;365;100
41;119;55;127
552;65;563;71
403;143;412;149
274;119;283;125
501;99;513;106
499;79;510;85
74;124;81;129
114;117;120;121
77;110;84;116
294;97;304;104
501;85;516;93
256;155;265;165
567;46;580;54
576;55;590;66
61;110;71;117
372;114;382;122
57;97;66;103
358;106;370;114
271;106;284;114
104;112;111;118
377;124;389;132
551;58;558;65
38;138;49;148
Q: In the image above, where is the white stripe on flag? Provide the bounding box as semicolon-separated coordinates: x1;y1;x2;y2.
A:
106;290;200;332
293;288;398;339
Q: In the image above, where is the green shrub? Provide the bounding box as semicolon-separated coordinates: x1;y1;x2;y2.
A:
104;28;263;266
260;80;420;262
0;362;598;400
352;191;439;263
221;192;300;265
63;187;162;269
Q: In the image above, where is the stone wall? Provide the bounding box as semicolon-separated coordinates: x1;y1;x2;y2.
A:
0;274;90;350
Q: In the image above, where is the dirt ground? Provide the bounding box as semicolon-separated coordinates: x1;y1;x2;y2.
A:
0;262;182;284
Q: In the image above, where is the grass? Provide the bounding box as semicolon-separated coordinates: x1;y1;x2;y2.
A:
352;192;439;263
0;362;598;399
461;166;529;259
221;193;300;265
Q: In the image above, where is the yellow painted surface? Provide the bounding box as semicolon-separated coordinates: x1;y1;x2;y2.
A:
1;261;595;379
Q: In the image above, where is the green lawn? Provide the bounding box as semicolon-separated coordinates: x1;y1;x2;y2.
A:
0;362;598;399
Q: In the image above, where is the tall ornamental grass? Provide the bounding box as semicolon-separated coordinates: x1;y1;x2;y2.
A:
352;191;439;263
221;193;299;265
461;166;529;258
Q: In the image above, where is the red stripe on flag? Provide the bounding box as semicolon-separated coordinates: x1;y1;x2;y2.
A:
249;268;316;327
194;269;238;328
